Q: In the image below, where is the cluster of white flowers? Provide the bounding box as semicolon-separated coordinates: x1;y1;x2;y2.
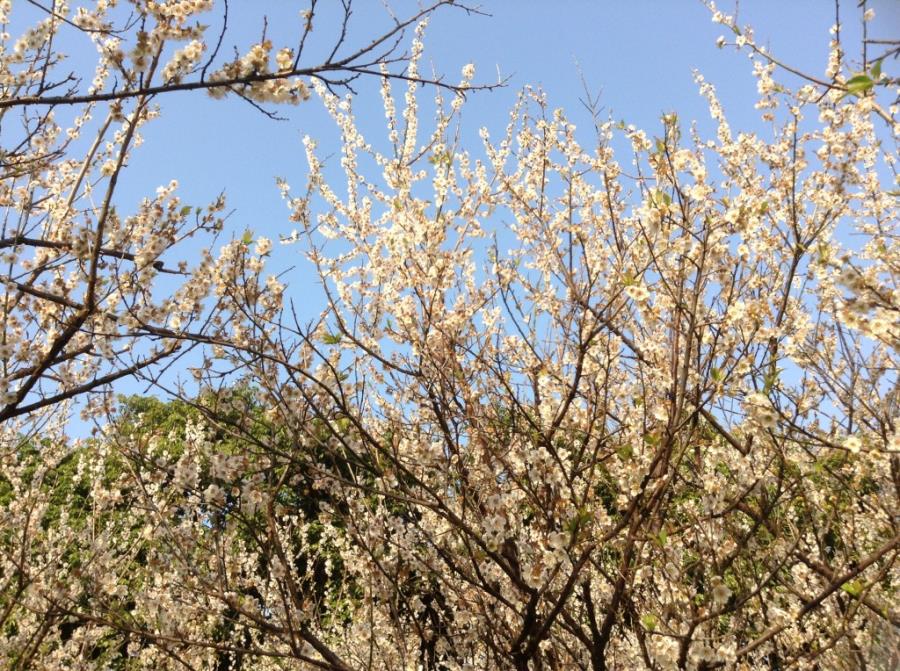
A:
161;39;204;83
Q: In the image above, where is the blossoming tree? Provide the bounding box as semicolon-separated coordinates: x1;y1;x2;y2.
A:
0;0;490;667
1;1;898;669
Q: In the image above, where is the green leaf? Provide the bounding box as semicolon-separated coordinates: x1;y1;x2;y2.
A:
711;367;724;382
870;59;882;81
616;444;634;461
650;190;672;207
566;509;591;535
763;367;781;393
845;74;874;97
321;332;342;345
241;231;253;245
641;614;658;631
180;205;192;217
841;580;863;597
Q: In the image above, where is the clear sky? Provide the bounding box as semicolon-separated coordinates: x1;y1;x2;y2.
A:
106;0;898;316
9;0;900;422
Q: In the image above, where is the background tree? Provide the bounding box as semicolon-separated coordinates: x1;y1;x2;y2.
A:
0;391;361;668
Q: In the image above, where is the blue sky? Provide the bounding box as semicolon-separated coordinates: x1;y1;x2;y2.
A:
9;1;899;425
110;0;898;300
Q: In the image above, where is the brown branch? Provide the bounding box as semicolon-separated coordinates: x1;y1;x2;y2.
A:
0;345;177;421
0;63;501;111
0;236;179;273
